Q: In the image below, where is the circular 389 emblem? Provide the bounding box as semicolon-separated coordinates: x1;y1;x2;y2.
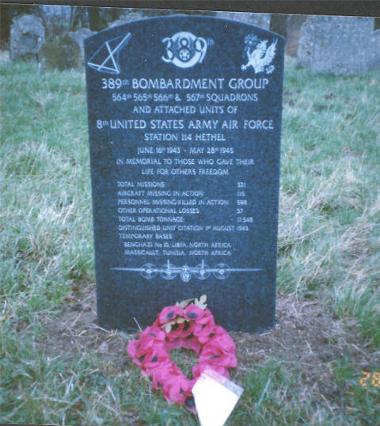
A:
161;31;213;68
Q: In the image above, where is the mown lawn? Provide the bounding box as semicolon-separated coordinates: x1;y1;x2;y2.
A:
0;56;379;425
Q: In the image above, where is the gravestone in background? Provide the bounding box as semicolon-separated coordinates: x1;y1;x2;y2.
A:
10;14;45;61
298;16;380;75
68;28;96;63
85;14;284;332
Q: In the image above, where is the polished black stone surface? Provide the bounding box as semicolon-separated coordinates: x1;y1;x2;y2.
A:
85;15;284;332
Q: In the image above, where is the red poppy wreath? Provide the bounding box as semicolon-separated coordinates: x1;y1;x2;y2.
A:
127;295;237;409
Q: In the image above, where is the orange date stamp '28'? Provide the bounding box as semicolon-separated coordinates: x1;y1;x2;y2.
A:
359;371;380;388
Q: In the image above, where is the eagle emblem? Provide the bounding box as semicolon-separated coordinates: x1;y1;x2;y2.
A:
241;34;277;74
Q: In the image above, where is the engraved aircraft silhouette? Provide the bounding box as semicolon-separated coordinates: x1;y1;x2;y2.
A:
112;259;262;282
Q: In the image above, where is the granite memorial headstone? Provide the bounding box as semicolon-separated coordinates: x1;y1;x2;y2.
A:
85;15;284;332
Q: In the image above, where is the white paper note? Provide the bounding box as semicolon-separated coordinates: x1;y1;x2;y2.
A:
192;369;243;426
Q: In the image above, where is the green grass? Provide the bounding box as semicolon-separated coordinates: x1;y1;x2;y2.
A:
279;58;380;347
1;57;379;424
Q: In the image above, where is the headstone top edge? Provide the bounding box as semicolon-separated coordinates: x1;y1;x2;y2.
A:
84;14;285;47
